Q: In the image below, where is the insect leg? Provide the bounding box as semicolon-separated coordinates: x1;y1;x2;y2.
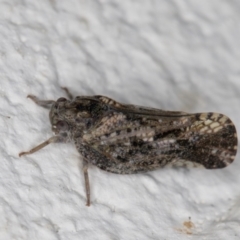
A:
19;136;61;157
83;159;91;206
61;87;73;100
27;95;55;109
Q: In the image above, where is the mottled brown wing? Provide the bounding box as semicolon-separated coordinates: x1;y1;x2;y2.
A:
81;97;238;174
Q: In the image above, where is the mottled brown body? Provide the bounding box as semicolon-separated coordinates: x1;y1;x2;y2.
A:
19;89;238;206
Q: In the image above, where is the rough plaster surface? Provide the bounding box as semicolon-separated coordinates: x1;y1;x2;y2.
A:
0;1;240;239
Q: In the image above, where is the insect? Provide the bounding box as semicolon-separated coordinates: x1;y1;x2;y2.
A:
19;88;238;206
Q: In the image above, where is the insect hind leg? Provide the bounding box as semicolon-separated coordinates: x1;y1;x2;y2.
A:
83;159;91;206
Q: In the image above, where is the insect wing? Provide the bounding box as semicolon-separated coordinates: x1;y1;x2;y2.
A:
82;98;237;173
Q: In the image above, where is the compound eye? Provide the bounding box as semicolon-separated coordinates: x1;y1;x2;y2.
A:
57;97;67;102
56;121;69;131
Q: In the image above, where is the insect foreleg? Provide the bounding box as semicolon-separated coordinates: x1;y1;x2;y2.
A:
27;95;55;109
19;136;63;157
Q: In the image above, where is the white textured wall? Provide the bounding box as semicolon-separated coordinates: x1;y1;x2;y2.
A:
0;1;240;239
